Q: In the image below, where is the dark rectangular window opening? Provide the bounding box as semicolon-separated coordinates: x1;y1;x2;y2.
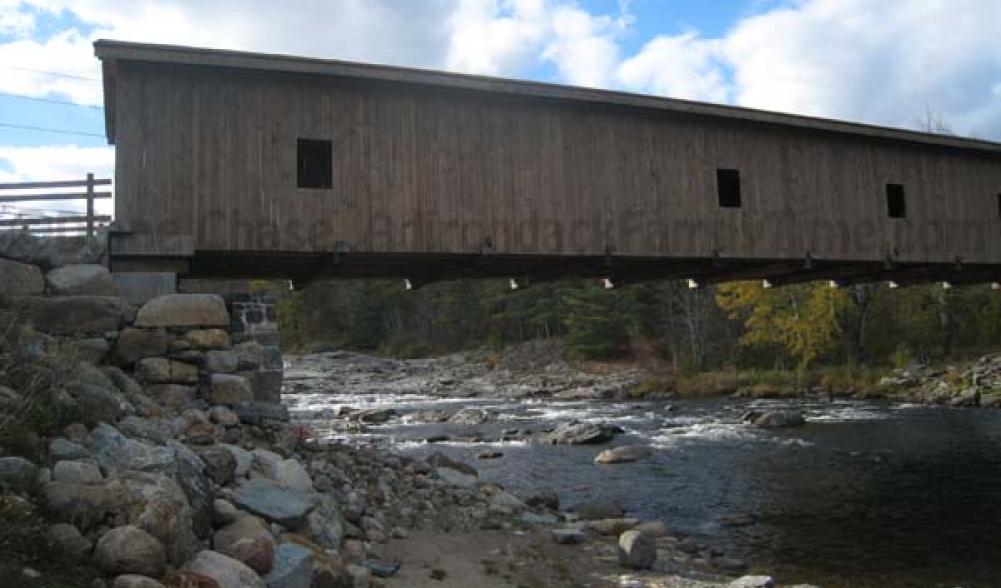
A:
997;193;1001;219
297;138;332;189
886;183;906;218
717;168;741;208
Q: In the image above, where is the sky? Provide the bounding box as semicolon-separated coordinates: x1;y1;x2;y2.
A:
0;0;999;204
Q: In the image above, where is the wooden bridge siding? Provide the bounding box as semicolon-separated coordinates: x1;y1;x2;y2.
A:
111;61;1001;264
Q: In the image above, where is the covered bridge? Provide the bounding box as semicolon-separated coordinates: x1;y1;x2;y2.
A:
94;40;1001;288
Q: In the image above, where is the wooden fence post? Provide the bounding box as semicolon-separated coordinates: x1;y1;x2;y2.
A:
86;172;95;238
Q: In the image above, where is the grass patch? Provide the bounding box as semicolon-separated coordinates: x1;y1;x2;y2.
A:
0;497;96;588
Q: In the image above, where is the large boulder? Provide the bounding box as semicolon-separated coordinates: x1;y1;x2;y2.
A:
617;530;656;569
167;440;215;538
118;471;200;564
43;478;130;531
185;329;231;350
0;456;39;493
209;406;239;426
538;422;621;445
64;362;131;426
251;449;313;492
29;295;125;334
195;445;237;485
264;543;314;588
86;423;175;474
211;375;254;405
232;479;316;528
118;416;173;444
45;264;118;296
305;494;345;549
0;257;44;296
221;444;253;478
113;328;172;366
94;524;167;578
103;367;159;417
749;410;805;428
47;523;92;563
182;550;266;588
52;460;103;484
594;445;652;464
135;294;229;328
0;233;105;269
232;341;266;370
213;515;275;575
49;437;91;461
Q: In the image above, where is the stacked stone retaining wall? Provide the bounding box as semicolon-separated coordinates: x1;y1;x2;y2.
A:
0;246;286;421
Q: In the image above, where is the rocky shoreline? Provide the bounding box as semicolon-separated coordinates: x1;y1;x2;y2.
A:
0;249;782;588
3;240;996;588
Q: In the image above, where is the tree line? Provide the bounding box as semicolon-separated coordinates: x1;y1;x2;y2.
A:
266;277;1001;371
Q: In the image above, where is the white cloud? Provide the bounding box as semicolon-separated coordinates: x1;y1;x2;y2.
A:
0;29;103;105
446;0;549;75
616;32;729;102
542;4;626;87
1;0;999;140
0;0;461;107
0;0;36;36
0;144;115;215
446;0;629;87
722;0;1001;136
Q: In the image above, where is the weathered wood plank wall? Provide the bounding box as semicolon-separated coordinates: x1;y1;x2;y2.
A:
112;61;1001;265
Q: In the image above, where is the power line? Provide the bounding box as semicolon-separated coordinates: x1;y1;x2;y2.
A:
0;122;105;138
0;91;102;109
5;66;101;83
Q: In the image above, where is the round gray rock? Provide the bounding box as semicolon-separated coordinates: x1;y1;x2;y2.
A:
210;374;254;405
595;445;652;464
0;257;44;296
47;523;92;563
264;543;314;588
135;294;229;327
45;264;118;296
52;460;103;484
0;456;39;493
617;529;656;569
182;549;266;588
94;525;167;577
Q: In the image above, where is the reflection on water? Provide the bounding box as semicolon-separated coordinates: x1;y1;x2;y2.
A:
285;392;1001;587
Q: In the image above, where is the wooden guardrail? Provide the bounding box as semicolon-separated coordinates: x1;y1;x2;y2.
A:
0;173;112;237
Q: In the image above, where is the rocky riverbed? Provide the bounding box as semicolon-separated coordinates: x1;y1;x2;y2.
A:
284;348;1001;588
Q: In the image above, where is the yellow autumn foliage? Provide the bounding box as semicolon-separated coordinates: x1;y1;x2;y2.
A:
716;281;850;369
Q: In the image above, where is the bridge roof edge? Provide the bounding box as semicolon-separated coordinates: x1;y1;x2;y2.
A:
93;39;1001;155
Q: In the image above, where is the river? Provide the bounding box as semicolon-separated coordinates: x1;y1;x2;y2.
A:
284;355;1001;587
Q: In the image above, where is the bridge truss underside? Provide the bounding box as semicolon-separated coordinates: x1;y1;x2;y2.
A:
111;251;1001;290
